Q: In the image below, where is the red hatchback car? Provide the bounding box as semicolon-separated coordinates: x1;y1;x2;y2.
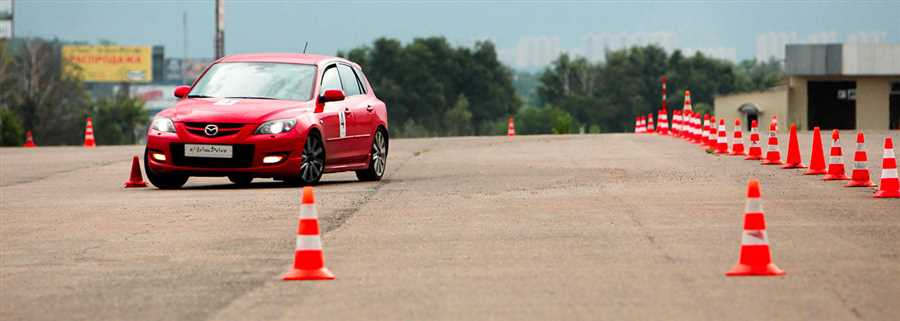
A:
144;53;388;188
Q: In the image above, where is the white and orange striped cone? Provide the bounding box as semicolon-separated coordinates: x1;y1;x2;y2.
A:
730;119;746;156
874;137;899;198
746;120;763;160
282;187;335;281
726;179;785;276
507;116;516;137
638;116;646;133
657;109;669;135
761;117;783;165
646;113;655;133
672;110;682;137
845;132;875;187
823;130;849;181
700;114;711;148
715;118;729;154
23;130;37;148
706;116;718;150
634;116;641;133
84;117;96;148
692;113;702;143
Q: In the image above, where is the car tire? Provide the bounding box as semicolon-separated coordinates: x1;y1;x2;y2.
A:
144;151;189;189
356;128;388;182
228;175;253;186
287;131;325;186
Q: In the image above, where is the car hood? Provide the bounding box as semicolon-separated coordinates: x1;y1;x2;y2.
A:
172;98;313;123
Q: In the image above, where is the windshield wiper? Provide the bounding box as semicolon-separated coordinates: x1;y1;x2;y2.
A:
225;96;277;100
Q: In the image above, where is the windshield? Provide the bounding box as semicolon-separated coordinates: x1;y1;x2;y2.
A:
188;62;316;101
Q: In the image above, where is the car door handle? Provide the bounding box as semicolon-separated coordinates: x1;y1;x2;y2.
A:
344;107;352;114
366;105;375;112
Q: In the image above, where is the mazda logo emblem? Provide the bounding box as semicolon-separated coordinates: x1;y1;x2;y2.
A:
204;124;219;136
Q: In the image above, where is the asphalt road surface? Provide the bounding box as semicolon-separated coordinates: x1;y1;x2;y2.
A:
2;131;899;321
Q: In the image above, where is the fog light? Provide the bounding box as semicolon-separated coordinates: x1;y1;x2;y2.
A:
263;155;284;164
151;152;167;161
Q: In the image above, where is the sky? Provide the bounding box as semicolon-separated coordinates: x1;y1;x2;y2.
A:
10;0;900;68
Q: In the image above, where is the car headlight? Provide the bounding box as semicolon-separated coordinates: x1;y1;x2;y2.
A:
255;119;297;135
150;117;175;133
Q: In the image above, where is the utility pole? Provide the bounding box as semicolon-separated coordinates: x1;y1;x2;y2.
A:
214;0;224;59
183;11;188;84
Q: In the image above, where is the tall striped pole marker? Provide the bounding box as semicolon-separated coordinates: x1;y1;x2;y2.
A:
282;187;335;281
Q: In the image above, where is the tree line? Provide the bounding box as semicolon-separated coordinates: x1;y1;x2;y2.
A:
0;39;147;146
1;37;782;146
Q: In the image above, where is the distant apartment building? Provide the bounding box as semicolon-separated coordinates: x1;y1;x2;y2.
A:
582;32;675;62
514;36;561;69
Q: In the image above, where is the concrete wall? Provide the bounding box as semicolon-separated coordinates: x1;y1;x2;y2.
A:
719;76;899;131
792;76;897;130
714;86;789;132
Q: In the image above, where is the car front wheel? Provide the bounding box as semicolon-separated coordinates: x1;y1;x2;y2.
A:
144;151;189;189
288;131;325;186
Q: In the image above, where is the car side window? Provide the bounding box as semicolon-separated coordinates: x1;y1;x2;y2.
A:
321;65;343;93
337;64;362;96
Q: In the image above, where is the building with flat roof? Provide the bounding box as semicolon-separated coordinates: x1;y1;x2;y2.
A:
715;43;900;131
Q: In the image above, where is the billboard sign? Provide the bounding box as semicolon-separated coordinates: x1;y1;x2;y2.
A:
62;45;153;83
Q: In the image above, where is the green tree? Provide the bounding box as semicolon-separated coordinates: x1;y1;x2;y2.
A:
0;107;24;146
92;91;149;145
444;94;473;136
1;39;91;145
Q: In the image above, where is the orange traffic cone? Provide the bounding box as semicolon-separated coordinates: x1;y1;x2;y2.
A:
700;114;711;146
282;187;335;281
874;137;899;198
634;116;641;134
23;130;37;148
730;119;746;156
84;117;96;148
657;109;669;136
707;116;718;149
726;179;785;277
124;155;148;188
761;117;783;165
746;120;763;160
782;123;806;169
672;110;682;137
638;116;646;133
804;127;827;175
715;119;729;154
646;113;655;133
845;132;875;187
507;117;516;137
824;130;849;181
691;112;701;143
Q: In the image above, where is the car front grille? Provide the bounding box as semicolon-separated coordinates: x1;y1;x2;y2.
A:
170;143;255;168
183;122;246;138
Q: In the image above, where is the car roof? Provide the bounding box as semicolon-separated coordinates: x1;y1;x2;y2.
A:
217;53;358;68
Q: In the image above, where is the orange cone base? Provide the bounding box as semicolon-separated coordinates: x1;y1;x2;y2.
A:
726;263;785;276
823;174;850;181
845;180;875;187
745;155;762;160
803;168;826;175
874;190;900;198
282;267;335;281
782;162;806;169
761;160;784;165
730;151;746;156
124;181;147;188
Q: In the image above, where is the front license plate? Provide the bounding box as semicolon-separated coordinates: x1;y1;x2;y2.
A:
184;144;233;158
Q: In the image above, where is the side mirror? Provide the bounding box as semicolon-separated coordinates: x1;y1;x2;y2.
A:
319;89;345;103
174;85;191;98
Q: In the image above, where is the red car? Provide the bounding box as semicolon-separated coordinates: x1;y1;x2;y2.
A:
144;53;388;188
